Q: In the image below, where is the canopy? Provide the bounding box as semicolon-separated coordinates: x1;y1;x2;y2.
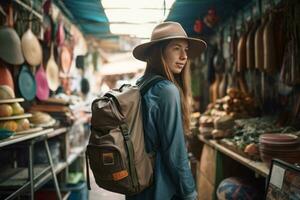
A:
55;0;252;39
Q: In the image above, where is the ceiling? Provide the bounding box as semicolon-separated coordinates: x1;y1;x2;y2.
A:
55;0;252;39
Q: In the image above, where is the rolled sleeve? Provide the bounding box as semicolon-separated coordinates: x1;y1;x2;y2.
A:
154;82;197;200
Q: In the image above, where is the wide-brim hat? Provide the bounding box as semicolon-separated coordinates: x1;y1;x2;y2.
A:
0;26;24;65
21;29;43;66
133;21;207;61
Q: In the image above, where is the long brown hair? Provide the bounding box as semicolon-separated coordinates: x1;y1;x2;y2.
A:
144;40;192;134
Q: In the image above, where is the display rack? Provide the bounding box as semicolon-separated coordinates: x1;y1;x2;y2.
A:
0;127;86;200
198;135;269;177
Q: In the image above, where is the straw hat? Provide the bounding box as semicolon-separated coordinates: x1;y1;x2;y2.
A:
0;26;24;65
133;21;207;61
21;29;43;66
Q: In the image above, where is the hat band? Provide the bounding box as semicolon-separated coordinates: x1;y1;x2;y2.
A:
151;33;187;41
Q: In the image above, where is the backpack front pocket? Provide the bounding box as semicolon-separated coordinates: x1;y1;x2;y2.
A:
87;144;135;194
87;144;127;180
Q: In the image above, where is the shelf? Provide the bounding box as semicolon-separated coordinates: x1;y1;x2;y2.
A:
47;127;68;139
0;127;69;148
34;162;67;191
0;163;66;189
16;127;43;135
0;123;86;199
0;98;24;104
198;135;269;177
0;113;32;121
0;129;54;148
0;146;86;189
67;146;86;165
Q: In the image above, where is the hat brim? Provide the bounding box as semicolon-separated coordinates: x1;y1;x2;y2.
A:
133;36;207;61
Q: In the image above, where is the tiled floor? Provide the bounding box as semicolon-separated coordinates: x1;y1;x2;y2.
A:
88;168;125;200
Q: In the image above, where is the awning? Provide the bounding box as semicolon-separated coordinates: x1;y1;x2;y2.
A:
54;0;253;39
166;0;252;36
53;0;115;39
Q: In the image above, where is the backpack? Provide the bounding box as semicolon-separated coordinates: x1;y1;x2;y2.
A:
86;75;164;195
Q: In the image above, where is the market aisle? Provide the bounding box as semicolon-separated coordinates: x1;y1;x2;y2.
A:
88;167;125;200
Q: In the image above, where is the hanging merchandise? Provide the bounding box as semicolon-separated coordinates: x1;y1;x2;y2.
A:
21;1;42;67
237;22;247;73
60;44;72;73
255;14;268;71
35;64;50;100
245;17;259;96
204;8;219;28
46;43;60;91
246;20;259;70
0;3;24;65
194;19;204;33
43;0;51;15
17;65;36;101
263;11;277;75
43;13;52;45
236;17;250;95
56;19;65;46
0;62;14;90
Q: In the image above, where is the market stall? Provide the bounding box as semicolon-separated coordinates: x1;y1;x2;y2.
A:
0;0;299;199
0;0;91;199
188;0;300;199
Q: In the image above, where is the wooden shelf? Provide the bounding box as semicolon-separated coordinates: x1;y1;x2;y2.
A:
198;135;269;177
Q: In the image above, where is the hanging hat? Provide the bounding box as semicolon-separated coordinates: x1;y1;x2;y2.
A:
133;21;207;61
21;29;43;66
35;65;49;100
0;26;24;65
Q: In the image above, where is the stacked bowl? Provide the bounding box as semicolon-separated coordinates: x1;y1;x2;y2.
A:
259;134;300;167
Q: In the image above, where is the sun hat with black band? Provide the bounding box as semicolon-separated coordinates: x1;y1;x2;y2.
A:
133;21;207;61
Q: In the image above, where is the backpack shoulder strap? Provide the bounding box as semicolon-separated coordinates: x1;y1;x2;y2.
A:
138;75;164;161
139;75;165;96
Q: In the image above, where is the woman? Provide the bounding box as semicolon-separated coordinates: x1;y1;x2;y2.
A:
128;21;206;200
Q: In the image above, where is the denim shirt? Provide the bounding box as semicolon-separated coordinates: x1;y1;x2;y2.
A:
126;77;197;200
